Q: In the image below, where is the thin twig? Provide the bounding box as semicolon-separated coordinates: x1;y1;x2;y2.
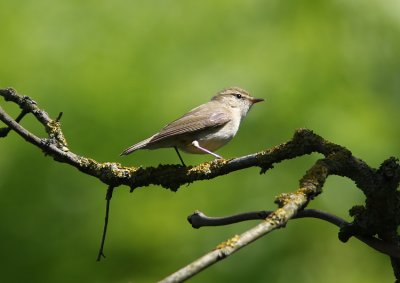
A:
188;208;349;228
188;209;400;258
97;186;115;261
0;109;27;137
56;112;63;122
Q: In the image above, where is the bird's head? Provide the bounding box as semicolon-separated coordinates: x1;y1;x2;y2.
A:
212;87;264;117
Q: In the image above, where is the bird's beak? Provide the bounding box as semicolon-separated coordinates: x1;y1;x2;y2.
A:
251;97;265;104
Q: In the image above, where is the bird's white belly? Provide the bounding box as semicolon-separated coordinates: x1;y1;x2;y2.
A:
179;118;241;154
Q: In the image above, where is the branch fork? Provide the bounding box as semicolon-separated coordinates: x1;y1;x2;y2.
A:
1;87;399;282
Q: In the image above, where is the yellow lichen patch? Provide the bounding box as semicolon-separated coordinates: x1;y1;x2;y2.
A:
77;157;99;169
188;159;226;175
266;209;287;227
275;192;300;206
258;148;274;156
272;208;287;219
46;120;69;149
297;187;312;196
188;162;212;175
118;164;141;173
100;162;142;180
215;235;240;250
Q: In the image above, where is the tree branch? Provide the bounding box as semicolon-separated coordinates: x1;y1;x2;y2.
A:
1;88;399;281
188;209;400;258
159;187;310;283
160;154;399;282
0;88;348;192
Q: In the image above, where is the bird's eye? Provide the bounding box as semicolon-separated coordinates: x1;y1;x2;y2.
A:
235;93;242;99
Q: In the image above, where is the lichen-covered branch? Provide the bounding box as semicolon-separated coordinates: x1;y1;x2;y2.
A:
159;187;310;283
1;88;399;281
160;154;399;282
0;87;348;192
188;209;400;258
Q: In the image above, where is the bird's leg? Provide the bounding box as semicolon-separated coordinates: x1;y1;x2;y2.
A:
191;141;223;159
174;146;186;166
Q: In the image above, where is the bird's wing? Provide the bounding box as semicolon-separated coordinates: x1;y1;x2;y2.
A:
149;104;231;144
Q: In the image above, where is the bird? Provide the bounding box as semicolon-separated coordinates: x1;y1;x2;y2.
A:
120;87;264;166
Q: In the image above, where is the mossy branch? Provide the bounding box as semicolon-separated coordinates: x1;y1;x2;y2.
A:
0;89;345;192
1;88;399;282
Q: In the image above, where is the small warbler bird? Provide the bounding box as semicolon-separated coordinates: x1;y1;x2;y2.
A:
120;87;264;165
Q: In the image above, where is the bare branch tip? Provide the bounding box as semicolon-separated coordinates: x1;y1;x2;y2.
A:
56;112;63;122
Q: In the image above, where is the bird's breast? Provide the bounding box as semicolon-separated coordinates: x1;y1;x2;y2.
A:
179;117;241;154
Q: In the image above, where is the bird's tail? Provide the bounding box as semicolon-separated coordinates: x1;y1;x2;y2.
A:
120;136;154;156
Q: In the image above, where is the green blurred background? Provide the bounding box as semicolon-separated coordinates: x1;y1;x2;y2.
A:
1;0;399;282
